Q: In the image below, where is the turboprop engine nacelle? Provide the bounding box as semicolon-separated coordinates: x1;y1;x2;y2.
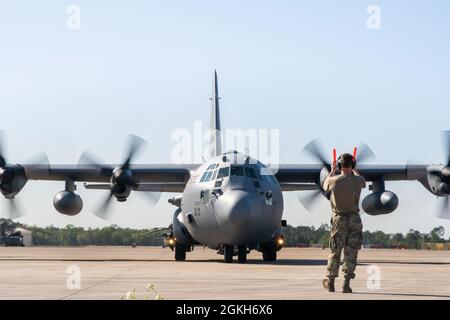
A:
424;165;450;197
0;165;27;199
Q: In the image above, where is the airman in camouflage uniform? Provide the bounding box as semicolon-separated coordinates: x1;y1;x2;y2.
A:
322;153;366;293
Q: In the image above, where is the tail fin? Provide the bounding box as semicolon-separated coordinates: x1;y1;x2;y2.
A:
210;70;223;156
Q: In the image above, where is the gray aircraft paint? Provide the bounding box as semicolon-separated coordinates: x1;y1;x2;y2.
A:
210;70;222;157
180;153;283;249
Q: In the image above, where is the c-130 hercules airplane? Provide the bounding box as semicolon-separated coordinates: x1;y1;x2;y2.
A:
1;71;449;263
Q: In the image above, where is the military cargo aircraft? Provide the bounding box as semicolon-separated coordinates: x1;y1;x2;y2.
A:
0;71;449;263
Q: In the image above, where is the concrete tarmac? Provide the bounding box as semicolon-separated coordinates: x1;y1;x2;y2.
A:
0;246;449;300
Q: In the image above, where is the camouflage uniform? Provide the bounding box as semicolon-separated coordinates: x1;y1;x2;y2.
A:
327;212;363;279
323;173;366;281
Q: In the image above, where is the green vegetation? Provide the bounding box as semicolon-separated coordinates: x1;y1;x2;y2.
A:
283;224;331;248
283;225;449;249
1;219;448;249
1;219;166;246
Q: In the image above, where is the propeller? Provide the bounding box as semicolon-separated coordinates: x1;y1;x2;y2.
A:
93;192;115;220
79;134;161;221
427;131;450;182
433;130;450;179
354;142;376;164
0;132;50;219
296;189;324;212
6;199;24;220
437;196;450;219
136;190;162;207
297;139;376;212
443;130;450;168
303;138;329;168
296;139;330;211
406;131;450;219
122;134;145;170
434;131;450;219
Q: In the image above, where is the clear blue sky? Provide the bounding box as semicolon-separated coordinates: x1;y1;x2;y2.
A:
0;1;449;235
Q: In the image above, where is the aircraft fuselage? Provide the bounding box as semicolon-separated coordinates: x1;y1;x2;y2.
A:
178;152;284;251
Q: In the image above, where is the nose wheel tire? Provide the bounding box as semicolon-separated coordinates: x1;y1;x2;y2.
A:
262;248;277;262
237;245;247;264
175;244;186;261
224;245;234;263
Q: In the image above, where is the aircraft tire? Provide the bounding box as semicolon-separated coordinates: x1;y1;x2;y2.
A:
224;245;234;263
175;244;186;261
262;249;277;262
237;245;247;264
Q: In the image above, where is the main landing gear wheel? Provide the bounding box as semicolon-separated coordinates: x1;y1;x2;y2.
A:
224;245;234;263
175;244;186;261
237;245;247;264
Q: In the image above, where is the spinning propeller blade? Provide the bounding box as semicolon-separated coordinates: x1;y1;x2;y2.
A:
0;132;49;219
82;135;161;221
436;196;450;220
297;138;375;212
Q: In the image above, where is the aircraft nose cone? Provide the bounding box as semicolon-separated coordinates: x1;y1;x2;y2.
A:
228;191;254;226
215;190;255;229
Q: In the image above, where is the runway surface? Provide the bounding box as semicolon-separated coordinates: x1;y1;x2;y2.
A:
0;246;449;300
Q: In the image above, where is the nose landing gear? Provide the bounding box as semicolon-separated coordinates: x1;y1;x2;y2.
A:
224;245;233;263
222;244;248;264
237;245;247;264
262;247;277;262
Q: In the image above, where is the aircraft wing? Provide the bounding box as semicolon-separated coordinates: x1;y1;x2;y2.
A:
274;163;449;215
20;163;432;192
274;164;428;191
23;164;199;188
84;182;187;193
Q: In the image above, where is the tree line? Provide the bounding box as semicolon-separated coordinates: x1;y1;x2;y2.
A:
1;218;448;248
283;224;448;249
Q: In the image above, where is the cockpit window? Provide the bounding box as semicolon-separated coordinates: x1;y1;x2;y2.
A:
200;163;225;182
260;166;277;183
200;171;208;182
244;166;257;179
217;167;230;179
230;165;245;177
200;170;213;183
207;163;219;170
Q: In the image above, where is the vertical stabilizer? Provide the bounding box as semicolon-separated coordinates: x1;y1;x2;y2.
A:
210;70;223;156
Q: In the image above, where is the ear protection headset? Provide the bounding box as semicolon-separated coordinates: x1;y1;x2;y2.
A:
337;153;356;170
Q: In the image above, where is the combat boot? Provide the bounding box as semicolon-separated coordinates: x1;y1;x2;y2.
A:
342;277;352;293
322;278;335;292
